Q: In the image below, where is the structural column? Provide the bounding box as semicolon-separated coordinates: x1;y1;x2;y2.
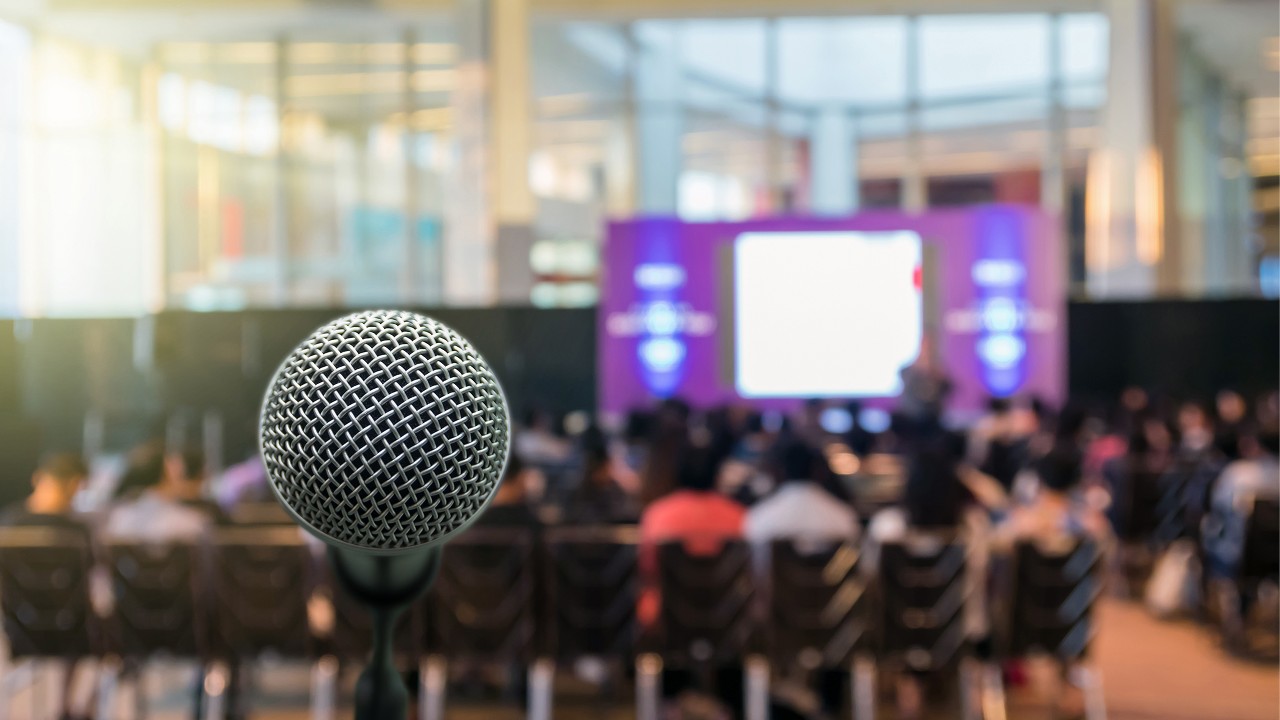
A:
490;0;537;303
634;24;683;215
902;16;926;212
809;106;856;215
1087;0;1180;297
444;0;497;305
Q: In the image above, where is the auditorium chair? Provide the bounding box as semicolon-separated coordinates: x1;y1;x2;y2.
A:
0;526;98;719
99;540;206;720
766;539;876;720
205;526;325;720
642;539;765;720
1218;496;1280;660
879;533;978;720
537;525;641;720
418;526;539;720
987;538;1106;720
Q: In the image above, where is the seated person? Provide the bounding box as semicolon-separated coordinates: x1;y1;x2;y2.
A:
103;450;212;543
1203;430;1280;634
474;454;542;528
0;453;92;720
638;445;747;718
867;415;992;720
994;445;1110;719
998;445;1111;546
563;431;639;525
0;452;91;538
640;444;745;552
745;440;858;543
638;443;746;624
164;446;231;524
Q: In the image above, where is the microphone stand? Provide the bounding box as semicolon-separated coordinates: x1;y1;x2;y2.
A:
330;547;442;720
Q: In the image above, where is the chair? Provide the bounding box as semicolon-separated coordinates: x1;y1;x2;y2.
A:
767;539;875;720
1219;496;1280;660
879;534;975;719
537;526;640;720
988;538;1105;720
419;525;539;720
640;539;764;720
206;526;325;719
99;540;205;720
0;526;97;719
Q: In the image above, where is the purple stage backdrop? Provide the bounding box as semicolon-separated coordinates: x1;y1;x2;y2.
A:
599;206;1065;416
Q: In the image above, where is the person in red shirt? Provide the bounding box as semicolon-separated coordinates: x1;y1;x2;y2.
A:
641;450;745;545
638;442;746;624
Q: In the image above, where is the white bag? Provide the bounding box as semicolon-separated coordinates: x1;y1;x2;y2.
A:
1145;539;1201;618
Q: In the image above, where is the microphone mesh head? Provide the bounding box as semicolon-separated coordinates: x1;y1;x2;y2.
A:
260;310;509;552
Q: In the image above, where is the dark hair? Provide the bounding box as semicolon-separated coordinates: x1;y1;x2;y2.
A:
1036;445;1083;493
676;444;718;492
778;441;819;483
503;452;525;482
1260;433;1280;457
115;439;165;498
174;446;205;481
522;408;547;429
987;397;1012;414
37;452;88;482
902;428;970;529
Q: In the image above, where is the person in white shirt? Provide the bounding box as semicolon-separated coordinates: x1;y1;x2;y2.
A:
744;441;858;543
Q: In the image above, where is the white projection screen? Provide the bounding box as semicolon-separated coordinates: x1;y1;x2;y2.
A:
734;230;923;398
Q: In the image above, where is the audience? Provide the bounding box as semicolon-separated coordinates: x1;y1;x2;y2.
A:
3;382;1276;717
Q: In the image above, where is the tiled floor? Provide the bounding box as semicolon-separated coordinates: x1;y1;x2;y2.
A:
3;599;1275;719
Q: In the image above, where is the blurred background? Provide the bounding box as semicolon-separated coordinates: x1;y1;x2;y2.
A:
0;0;1277;717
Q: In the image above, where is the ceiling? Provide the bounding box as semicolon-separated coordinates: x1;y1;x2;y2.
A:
1179;0;1279;98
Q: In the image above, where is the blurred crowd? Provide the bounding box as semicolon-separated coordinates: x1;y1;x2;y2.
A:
3;375;1278;718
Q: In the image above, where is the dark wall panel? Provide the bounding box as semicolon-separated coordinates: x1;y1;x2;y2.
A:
1068;299;1279;405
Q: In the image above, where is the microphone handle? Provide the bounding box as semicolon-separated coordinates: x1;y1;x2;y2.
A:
355;602;409;720
329;547;442;720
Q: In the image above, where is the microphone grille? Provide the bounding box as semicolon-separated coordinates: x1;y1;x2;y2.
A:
260;310;509;552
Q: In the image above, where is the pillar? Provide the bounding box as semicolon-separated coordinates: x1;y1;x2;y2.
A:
491;0;537;303
1087;0;1180;297
634;24;683;215
444;0;497;305
809;106;856;215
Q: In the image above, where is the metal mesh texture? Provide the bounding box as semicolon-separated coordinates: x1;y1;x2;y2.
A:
260;310;509;551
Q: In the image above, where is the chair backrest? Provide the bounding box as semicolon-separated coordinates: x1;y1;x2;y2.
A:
424;525;539;662
104;541;202;659
542;526;639;662
1240;496;1280;585
207;526;313;660
768;539;872;669
0;526;96;659
1007;538;1102;661
654;539;759;665
879;534;968;670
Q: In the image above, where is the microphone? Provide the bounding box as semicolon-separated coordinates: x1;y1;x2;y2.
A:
259;310;510;720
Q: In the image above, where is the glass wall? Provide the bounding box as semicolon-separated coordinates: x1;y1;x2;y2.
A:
155;27;456;310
